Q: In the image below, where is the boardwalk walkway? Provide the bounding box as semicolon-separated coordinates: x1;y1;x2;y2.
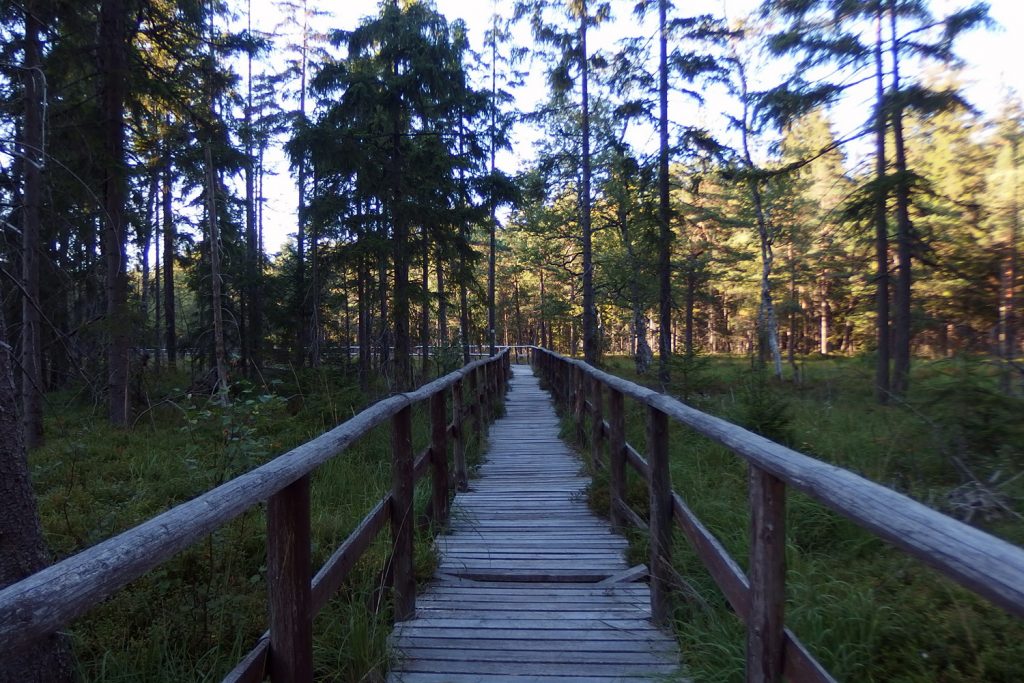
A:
388;365;681;682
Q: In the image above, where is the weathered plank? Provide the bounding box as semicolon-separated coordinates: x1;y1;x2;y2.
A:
388;365;680;682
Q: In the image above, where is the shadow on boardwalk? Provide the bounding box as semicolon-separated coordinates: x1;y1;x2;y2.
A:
388;365;682;682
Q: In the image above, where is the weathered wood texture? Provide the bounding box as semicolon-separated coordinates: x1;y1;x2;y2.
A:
0;352;508;664
388;366;681;682
532;348;1024;620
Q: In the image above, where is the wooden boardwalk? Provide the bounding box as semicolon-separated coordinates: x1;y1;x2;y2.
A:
388;365;681;682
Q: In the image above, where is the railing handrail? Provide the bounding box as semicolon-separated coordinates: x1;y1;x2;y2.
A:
0;350;510;657
531;346;1024;618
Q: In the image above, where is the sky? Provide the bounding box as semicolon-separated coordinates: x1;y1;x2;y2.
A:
245;0;1024;253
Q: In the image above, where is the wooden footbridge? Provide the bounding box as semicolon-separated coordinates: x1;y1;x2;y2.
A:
2;347;1024;683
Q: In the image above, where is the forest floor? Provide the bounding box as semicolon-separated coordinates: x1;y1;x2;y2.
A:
584;353;1024;683
29;364;467;682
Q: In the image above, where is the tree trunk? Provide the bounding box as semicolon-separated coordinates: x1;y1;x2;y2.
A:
819;271;830;355
657;0;672;383
162;142;177;367
0;307;73;682
890;3;912;398
100;0;131;426
244;6;262;374
204;144;230;402
999;137;1019;393
21;6;44;448
873;9;890;403
488;23;498;358
437;247;448;346
421;234;430;377
294;22;309;369
580;1;597;366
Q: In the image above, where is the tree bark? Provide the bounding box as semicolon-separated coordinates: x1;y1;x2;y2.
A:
21;5;44;448
657;0;672;383
0;307;73;682
580;1;597;365
873;8;890;403
890;3;913;398
204;144;230;401
100;0;131;426
162;141;177;367
244;4;262;374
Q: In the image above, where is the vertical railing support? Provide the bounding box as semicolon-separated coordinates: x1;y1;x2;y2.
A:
452;378;467;491
390;404;415;621
647;405;673;625
590;377;604;470
608;388;626;529
573;365;586;445
747;465;786;683
430;390;449;524
267;475;313;683
468;367;480;448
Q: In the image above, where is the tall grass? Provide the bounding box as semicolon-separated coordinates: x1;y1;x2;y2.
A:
583;355;1024;682
30;365;478;681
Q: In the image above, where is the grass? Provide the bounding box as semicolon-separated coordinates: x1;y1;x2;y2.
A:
29;363;486;682
575;353;1024;683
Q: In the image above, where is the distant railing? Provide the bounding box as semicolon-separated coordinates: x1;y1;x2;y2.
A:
0;350;512;682
531;346;1024;683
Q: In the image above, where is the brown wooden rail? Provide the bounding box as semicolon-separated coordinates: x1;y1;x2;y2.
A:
0;350;512;682
530;346;1024;683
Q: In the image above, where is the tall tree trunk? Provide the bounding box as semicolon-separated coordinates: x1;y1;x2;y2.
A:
684;269;696;357
437;247;448;346
244;0;262;374
657;0;672;383
21;6;44;448
162;143;177;367
0;308;73;682
539;269;547;349
294;16;309;368
204;144;230;401
488;20;498;357
819;271;830;355
100;0;131;426
1000;136;1020;392
580;1;597;366
421;234;430;377
889;3;912;397
873;9;890;403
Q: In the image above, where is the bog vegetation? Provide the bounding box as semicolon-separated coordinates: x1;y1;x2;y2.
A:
0;0;1021;680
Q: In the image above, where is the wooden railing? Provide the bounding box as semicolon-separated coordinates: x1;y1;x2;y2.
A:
0;350;512;682
531;346;1024;683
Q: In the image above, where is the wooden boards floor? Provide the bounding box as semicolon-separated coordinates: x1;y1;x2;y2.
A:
388;364;682;682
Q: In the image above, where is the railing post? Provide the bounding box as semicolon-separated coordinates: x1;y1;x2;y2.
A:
267;475;313;683
647;405;673;626
747;465;786;683
468;366;480;447
390;404;415;621
573;365;586;445
590;377;603;470
608;388;626;529
452;378;467;491
430;390;449;523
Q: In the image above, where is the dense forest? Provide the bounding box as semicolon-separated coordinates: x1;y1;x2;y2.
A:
0;0;1022;680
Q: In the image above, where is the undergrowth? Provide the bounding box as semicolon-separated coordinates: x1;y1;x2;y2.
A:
579;354;1024;683
30;363;483;682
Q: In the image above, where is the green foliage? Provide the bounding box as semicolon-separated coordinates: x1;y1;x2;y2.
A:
735;366;794;445
594;354;1024;682
29;369;448;681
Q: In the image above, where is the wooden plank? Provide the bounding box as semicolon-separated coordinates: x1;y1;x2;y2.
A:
311;497;389;614
429;390;449;523
647;405;672;626
748;465;786;683
0;351;511;653
267;475;312;683
391;405;415;622
388;365;680;682
221;634;268;683
590;377;604;470
452;378;467;491
597;565;648;585
608;388;626;529
533;348;1024;620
